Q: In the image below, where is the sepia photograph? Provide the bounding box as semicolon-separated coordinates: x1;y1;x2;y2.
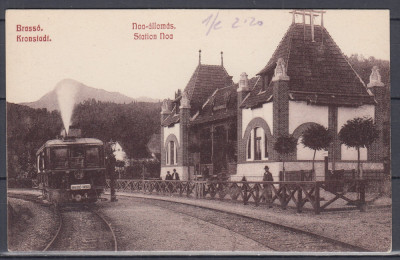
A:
6;9;391;253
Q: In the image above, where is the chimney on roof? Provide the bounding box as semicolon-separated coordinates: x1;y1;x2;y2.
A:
367;66;385;88
238;72;249;92
221;51;224;66
290;10;325;43
199;49;201;64
161;99;172;122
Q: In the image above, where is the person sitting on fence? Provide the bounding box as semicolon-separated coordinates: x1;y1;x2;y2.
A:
263;165;273;207
172;169;180;180
165;171;172;180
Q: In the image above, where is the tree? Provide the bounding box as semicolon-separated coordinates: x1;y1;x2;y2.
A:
338;117;379;177
301;124;332;174
274;135;297;175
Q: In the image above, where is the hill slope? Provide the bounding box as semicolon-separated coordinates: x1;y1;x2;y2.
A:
20;79;157;111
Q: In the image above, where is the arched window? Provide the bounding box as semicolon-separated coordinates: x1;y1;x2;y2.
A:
247;127;268;161
170;141;175;165
254;127;261;160
166;141;178;165
247;134;251;159
264;133;268;158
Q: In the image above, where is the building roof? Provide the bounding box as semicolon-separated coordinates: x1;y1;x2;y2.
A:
184;64;233;114
161;63;233;127
161;107;180;127
242;23;375;108
191;84;238;125
239;77;273;109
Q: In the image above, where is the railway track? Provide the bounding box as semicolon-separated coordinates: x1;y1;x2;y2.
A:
9;191;372;252
43;204;117;251
128;196;371;252
8;193;117;252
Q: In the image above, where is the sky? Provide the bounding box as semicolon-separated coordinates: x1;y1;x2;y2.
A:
6;9;390;103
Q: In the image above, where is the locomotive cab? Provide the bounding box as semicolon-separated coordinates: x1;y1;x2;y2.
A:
36;134;106;204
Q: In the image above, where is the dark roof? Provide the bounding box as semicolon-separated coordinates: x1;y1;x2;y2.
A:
161;106;180;127
242;23;375;108
184;64;233;114
191;84;238;125
239;77;273;109
37;138;103;155
161;63;233;127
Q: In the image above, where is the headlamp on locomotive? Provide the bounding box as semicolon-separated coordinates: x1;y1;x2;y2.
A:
36;128;106;203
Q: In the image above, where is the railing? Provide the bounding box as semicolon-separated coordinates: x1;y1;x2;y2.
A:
105;179;387;214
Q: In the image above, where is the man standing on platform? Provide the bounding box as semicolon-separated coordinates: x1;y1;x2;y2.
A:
263;165;273;207
172;169;180;180
165;171;172;180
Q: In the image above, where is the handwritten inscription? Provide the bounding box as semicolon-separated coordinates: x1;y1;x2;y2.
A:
202;12;263;36
132;22;176;40
16;24;52;42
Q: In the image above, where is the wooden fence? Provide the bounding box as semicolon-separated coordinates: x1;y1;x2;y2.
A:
105;179;386;214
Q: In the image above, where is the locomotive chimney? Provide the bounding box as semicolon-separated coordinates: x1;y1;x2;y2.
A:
61;126;82;139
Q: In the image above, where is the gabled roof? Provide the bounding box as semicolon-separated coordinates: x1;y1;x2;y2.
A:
191;84;237;125
161;107;180;127
239;77;273;109
161;63;233;127
242;23;375;108
184;64;233;114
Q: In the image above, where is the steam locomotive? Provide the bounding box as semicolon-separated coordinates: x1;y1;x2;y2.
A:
36;128;107;204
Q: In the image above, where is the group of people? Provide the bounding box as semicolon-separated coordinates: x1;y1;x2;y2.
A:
165;169;180;180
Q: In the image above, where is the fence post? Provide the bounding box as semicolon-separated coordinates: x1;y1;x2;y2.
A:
255;184;259;207
359;180;366;212
243;182;248;205
179;182;183;196
315;182;320;214
297;185;303;213
281;185;287;210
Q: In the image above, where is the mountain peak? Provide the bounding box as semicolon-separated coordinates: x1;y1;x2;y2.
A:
20;79;158;111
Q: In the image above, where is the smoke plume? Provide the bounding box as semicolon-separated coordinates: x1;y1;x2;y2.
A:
56;79;79;135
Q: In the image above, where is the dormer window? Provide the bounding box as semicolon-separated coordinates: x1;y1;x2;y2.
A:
261;70;274;91
224;92;231;108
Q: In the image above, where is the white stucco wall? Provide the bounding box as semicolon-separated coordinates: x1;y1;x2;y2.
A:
289;101;329;134
338;105;374;160
242;102;273;137
297;137;328;160
341;145;368;160
235;162;281;181
163;123;180;146
235;161;383;181
337;105;375;132
160;166;189;181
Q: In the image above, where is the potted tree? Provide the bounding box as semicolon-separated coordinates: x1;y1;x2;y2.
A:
301;124;332;180
338;117;379;178
274;135;297;179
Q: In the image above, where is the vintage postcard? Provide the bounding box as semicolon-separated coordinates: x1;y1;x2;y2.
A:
6;9;391;253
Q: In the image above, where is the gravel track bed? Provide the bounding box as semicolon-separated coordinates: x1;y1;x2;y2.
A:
8;198;58;251
134;197;361;252
127;192;391;252
97;197;272;251
47;205;115;251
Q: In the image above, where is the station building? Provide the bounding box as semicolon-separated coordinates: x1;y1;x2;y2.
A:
160;11;388;181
